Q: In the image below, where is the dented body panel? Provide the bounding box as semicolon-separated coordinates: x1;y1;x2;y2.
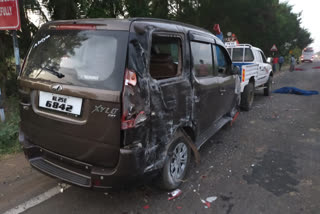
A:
19;18;239;189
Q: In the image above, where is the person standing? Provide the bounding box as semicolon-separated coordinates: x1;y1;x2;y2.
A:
289;55;295;72
278;55;284;71
0;88;5;122
272;56;279;73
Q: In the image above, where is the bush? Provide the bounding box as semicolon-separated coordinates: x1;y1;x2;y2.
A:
0;96;21;155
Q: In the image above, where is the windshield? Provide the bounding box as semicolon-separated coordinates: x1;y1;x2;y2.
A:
303;48;314;53
22;29;129;91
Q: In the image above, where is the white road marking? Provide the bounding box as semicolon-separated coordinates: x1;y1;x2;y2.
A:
3;184;71;214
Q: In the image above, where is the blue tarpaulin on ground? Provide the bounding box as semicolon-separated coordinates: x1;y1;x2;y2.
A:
273;87;319;96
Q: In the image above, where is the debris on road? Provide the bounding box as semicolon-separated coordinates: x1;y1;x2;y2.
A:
273;87;319;96
201;199;211;208
58;183;69;193
200;196;218;208
206;196;218;203
168;189;182;201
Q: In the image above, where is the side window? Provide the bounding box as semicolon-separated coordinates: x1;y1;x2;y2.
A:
259;51;267;63
149;35;182;80
244;48;254;62
190;42;213;77
215;45;231;76
254;50;263;63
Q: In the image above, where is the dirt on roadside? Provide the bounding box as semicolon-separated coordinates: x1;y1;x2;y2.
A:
0;153;57;213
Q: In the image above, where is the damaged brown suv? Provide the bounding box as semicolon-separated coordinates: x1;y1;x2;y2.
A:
19;18;240;190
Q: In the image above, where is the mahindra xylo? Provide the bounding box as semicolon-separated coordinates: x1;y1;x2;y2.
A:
19;18;240;190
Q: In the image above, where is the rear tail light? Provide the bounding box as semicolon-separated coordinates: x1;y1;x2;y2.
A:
121;111;147;130
124;69;137;86
242;69;245;82
50;24;97;30
121;69;146;130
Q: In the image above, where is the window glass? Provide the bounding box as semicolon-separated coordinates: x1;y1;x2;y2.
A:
191;42;213;77
227;48;232;55
304;48;314;53
215;45;230;76
244;48;254;61
232;48;244;61
150;36;182;80
260;51;267;63
22;30;129;91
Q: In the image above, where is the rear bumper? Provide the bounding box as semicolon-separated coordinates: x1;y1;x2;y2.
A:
20;133;146;189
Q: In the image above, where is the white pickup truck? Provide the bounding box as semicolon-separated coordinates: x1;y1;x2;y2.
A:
226;43;273;111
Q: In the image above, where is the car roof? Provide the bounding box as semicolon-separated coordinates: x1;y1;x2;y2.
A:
42;18;217;41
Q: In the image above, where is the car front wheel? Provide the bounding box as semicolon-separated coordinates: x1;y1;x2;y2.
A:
264;76;272;96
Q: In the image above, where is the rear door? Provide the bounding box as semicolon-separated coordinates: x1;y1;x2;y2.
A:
19;26;129;168
148;32;192;133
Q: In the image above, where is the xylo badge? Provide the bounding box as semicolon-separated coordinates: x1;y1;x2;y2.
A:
92;105;119;118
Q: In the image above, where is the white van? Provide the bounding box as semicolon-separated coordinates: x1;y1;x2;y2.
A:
301;47;314;63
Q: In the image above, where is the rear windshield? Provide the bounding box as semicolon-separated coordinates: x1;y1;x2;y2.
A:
22;29;129;91
231;48;244;61
303;48;314;53
230;48;254;62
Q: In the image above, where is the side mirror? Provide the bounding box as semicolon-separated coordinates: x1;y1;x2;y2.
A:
231;65;240;75
267;57;272;63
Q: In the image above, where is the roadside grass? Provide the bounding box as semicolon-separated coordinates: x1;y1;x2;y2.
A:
0;96;21;156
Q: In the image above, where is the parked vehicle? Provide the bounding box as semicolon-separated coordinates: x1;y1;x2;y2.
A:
301;47;314;63
18;18;240;190
226;44;273;111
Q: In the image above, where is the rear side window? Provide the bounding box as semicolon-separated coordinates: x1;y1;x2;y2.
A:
191;42;213;77
259;51;267;63
22;29;129;91
150;36;182;80
244;48;254;61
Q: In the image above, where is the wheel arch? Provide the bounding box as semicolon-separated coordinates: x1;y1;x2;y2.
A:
249;76;255;86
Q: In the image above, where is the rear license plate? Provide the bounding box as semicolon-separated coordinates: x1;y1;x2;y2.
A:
39;91;83;115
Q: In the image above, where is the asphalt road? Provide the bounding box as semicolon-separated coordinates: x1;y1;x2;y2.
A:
2;61;320;214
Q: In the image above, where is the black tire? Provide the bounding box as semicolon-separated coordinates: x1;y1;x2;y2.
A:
264;76;272;96
158;131;191;190
241;82;254;111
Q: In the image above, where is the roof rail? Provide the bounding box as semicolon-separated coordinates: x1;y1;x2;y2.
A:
129;17;211;33
236;44;253;48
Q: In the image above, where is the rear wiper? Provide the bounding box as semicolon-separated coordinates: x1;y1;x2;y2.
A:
40;66;65;78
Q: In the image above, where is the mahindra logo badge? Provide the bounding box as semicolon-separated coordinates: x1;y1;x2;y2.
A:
51;84;63;92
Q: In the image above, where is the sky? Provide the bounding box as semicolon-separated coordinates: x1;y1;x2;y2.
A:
280;0;320;52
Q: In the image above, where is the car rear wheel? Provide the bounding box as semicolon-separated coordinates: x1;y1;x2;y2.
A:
264;76;272;96
158;131;191;190
241;82;254;111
